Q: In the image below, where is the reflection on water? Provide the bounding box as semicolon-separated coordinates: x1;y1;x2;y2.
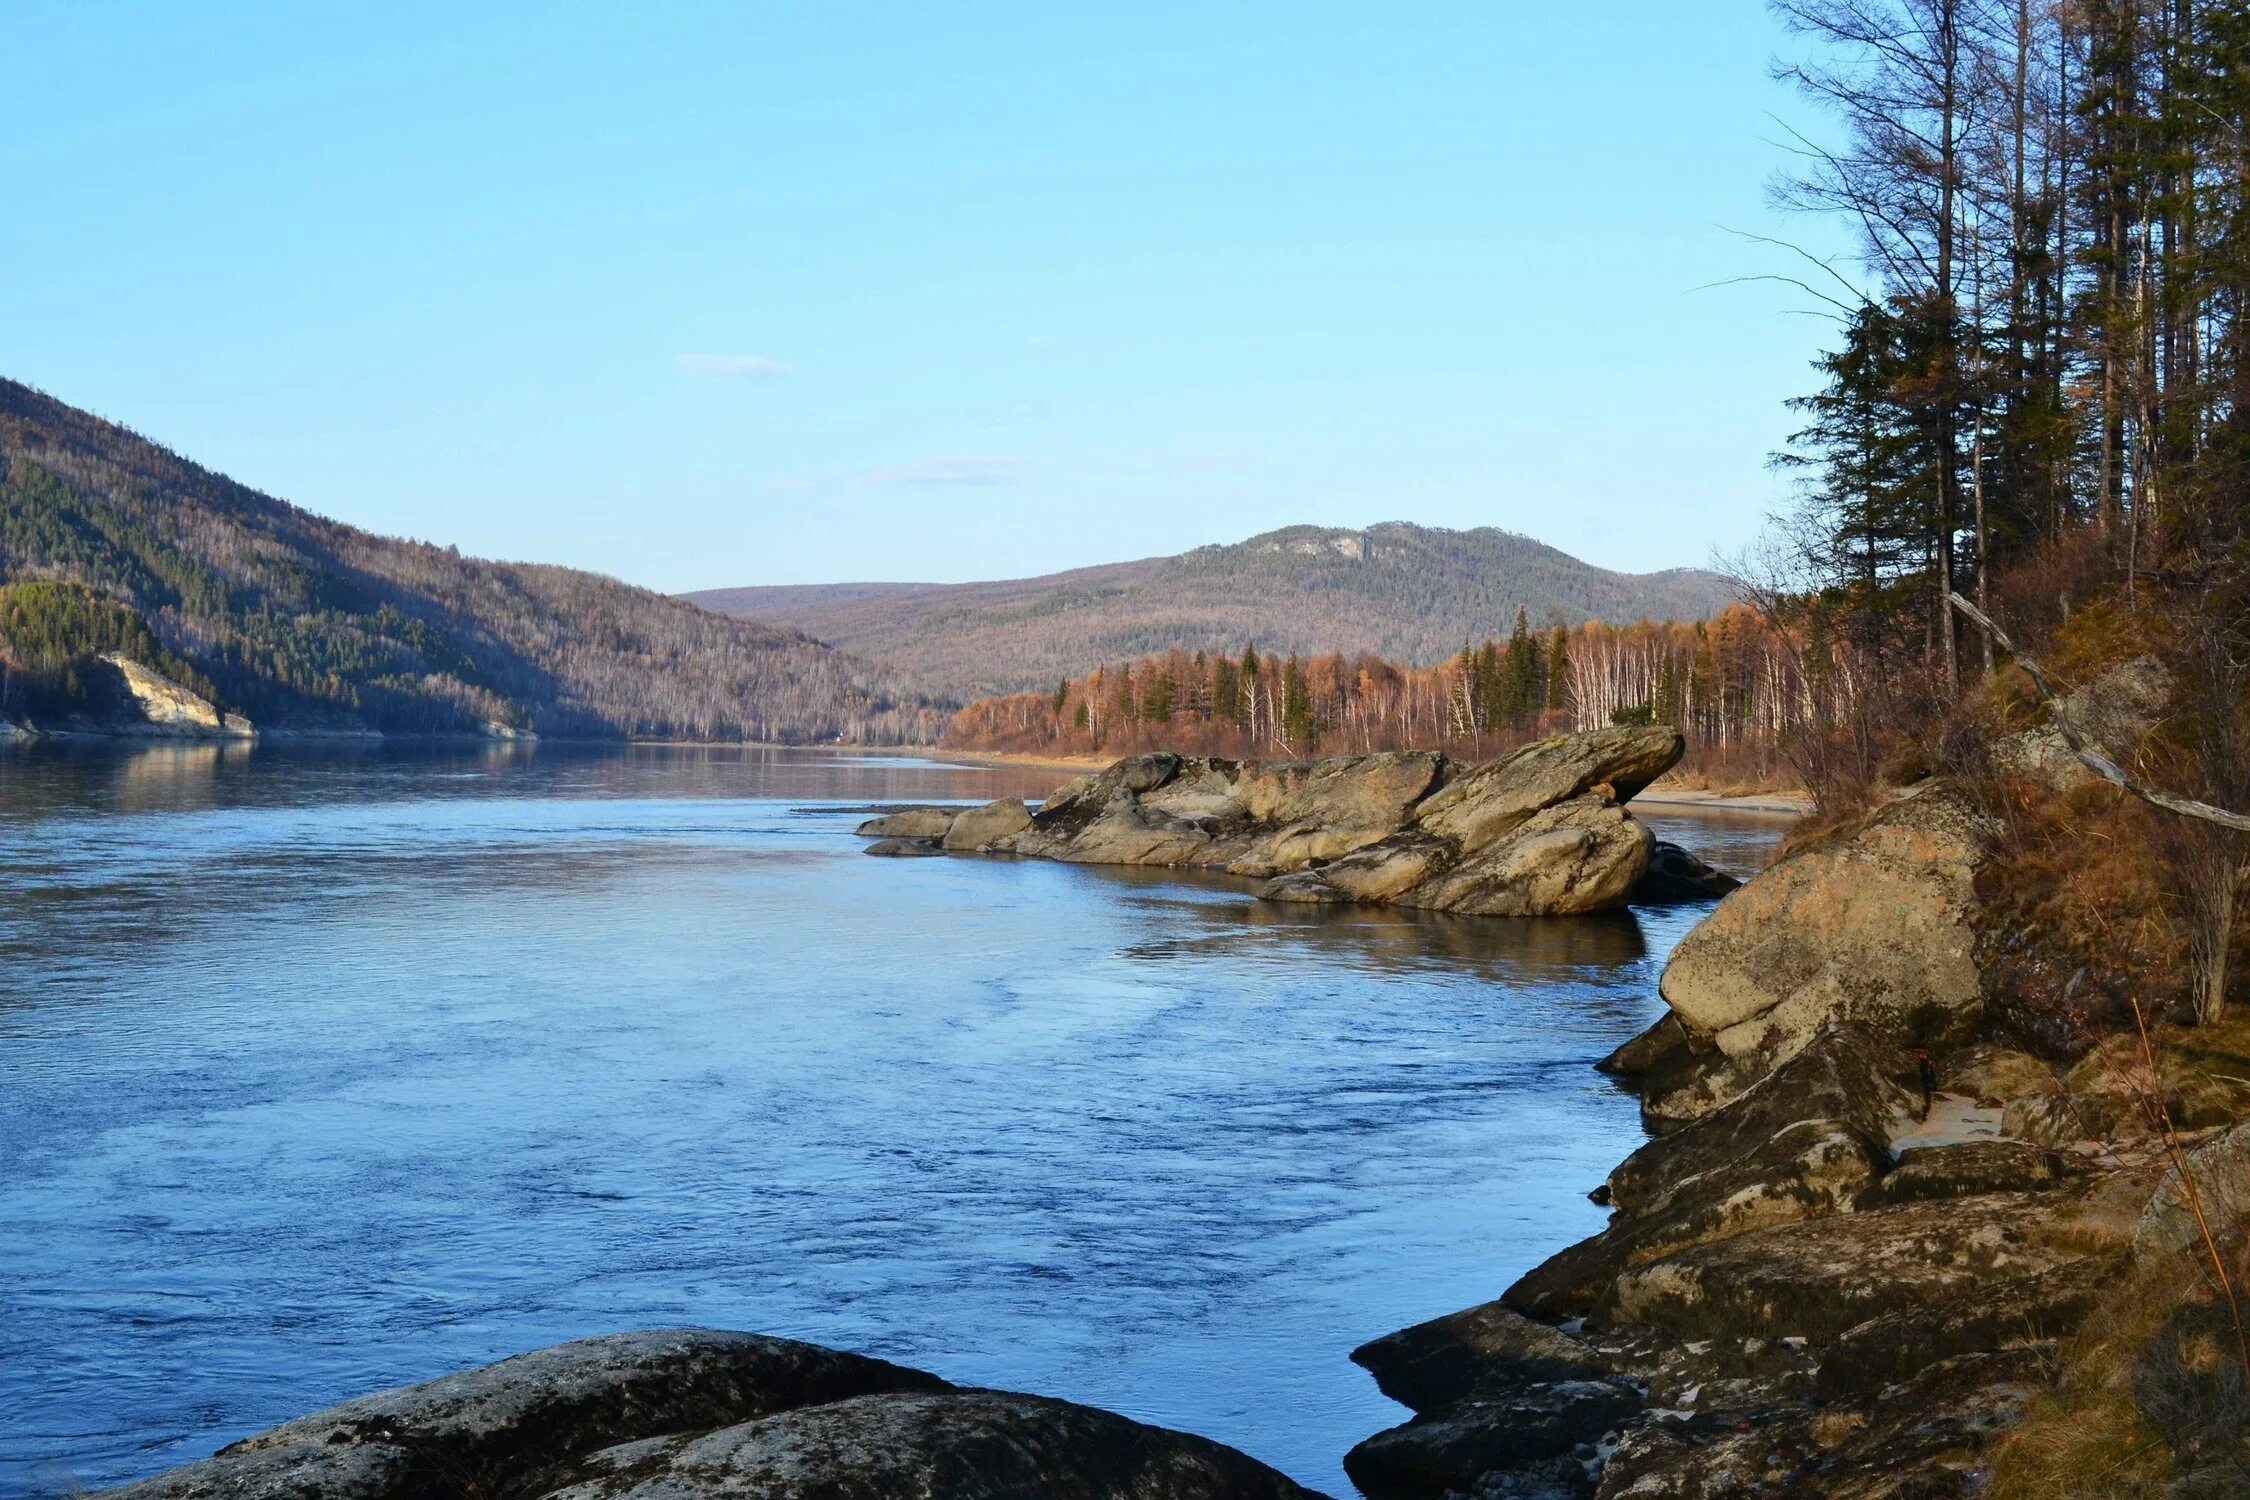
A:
0;743;1783;1498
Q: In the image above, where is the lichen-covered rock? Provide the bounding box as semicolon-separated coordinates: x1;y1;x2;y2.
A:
547;1390;1320;1500
96;1330;945;1500
1600;1025;1916;1218
1991;655;2172;792
855;808;959;839
1594;1349;2045;1500
1860;1139;2074;1208
1656;781;1995;1094
96;1330;1321;1500
1343;1379;1639;1500
1509;1118;1887;1319
2136;1119;2250;1261
1508;1028;1913;1319
1599;1191;2090;1343
1350;1302;1607;1413
1815;1253;2123;1399
940;797;1034;851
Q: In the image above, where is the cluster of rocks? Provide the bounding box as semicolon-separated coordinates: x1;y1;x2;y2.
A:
860;726;1738;916
98;1329;1322;1500
1340;660;2237;1498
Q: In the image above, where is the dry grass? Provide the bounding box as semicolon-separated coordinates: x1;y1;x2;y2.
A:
1989;1234;2250;1499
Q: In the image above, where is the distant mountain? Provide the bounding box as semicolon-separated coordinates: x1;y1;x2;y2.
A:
686;523;1737;699
0;379;944;741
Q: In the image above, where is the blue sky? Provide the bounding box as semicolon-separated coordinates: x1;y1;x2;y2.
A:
3;3;1837;593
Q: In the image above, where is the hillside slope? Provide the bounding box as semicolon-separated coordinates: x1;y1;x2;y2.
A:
686;523;1736;699
0;379;944;741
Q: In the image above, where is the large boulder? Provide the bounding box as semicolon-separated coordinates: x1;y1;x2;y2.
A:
549;1391;1317;1500
96;1330;944;1500
96;1330;1320;1500
1656;781;1995;1090
1220;751;1449;876
1260;727;1681;916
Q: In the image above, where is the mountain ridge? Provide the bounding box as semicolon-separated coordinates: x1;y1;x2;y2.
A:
686;522;1736;700
0;378;945;742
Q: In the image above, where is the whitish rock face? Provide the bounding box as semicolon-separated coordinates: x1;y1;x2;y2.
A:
1658;780;1993;1077
100;654;251;737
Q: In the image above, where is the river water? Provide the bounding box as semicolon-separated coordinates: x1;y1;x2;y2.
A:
0;743;1787;1497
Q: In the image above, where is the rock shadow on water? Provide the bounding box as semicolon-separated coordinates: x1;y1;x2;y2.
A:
1065;860;1651;984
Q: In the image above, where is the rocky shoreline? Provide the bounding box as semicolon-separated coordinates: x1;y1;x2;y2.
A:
1330;687;2245;1498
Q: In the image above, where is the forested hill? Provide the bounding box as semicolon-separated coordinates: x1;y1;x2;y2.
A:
0;379;945;741
685;523;1735;699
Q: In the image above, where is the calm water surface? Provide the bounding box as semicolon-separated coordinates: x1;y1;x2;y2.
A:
0;743;1787;1497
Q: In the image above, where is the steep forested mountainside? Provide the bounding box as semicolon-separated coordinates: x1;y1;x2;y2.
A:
686;523;1735;699
0;379;945;740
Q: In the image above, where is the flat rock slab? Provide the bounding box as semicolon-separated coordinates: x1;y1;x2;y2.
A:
96;1330;1325;1500
1599;1191;2091;1343
855;808;959;839
862;838;943;857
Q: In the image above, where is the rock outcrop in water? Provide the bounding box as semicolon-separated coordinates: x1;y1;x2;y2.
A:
859;726;1720;918
98;1329;1322;1500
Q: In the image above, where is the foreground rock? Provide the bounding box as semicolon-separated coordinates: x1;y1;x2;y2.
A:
872;726;1696;918
1654;781;1996;1112
1347;1008;2152;1499
100;1329;1323;1500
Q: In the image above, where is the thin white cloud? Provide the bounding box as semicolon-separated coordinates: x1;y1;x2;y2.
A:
675;352;791;380
859;455;1025;488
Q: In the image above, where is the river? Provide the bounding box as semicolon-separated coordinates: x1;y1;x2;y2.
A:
0;742;1787;1496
